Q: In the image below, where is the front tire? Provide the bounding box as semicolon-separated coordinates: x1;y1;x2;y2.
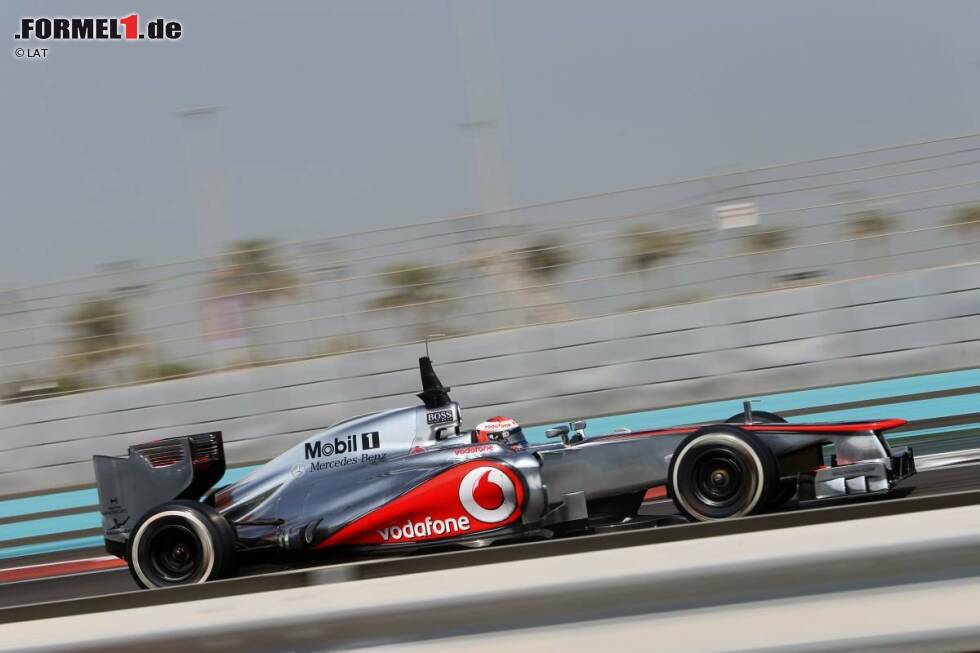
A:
126;500;236;589
668;426;779;521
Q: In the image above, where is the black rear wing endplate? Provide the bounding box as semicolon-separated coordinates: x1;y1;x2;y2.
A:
92;431;225;550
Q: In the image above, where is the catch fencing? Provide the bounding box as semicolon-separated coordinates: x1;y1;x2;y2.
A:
2;131;980;396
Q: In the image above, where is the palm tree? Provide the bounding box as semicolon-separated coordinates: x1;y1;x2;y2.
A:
745;227;791;253
944;205;980;262
843;209;896;276
64;296;132;374
621;226;691;307
507;235;577;323
514;236;573;281
846;209;895;240
210;239;298;364
369;262;446;340
212;239;298;298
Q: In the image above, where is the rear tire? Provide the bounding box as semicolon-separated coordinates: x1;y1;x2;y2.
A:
669;426;779;521
126;500;236;589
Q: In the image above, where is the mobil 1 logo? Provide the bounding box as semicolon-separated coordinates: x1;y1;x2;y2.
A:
305;432;380;460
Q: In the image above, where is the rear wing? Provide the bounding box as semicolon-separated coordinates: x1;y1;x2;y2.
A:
93;432;225;551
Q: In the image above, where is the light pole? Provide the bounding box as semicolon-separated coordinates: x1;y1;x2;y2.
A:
175;105;230;257
175;105;239;368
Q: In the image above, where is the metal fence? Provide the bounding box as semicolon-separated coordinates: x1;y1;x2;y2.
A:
2;131;980;400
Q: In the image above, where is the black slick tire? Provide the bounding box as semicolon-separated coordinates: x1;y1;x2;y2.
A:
126;500;236;589
668;426;780;521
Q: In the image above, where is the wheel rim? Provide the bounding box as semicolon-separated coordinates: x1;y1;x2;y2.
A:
147;524;202;583
131;510;215;588
691;449;745;507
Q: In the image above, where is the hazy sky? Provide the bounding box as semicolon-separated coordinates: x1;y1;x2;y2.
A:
3;0;980;288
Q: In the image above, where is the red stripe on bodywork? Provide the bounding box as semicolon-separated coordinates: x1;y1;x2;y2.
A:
743;419;907;433
595;419;905;444
604;420;906;440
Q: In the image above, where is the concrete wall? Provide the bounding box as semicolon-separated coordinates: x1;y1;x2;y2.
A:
3;262;980;497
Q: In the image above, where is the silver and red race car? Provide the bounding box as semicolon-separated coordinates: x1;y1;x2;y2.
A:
93;357;915;589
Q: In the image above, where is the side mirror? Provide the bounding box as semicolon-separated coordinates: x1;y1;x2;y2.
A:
546;425;569;438
546;425;570;445
571;420;586;431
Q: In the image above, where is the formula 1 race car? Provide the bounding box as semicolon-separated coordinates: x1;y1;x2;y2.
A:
93;357;916;588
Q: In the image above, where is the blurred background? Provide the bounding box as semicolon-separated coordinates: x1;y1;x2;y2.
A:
3;0;980;561
2;0;980;394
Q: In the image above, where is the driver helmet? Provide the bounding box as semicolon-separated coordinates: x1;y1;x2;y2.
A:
473;416;528;451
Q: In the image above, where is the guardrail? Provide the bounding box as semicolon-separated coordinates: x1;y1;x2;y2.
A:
5;493;980;651
4;261;980;499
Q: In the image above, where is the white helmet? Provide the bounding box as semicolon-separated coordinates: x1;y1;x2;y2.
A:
473;416;528;450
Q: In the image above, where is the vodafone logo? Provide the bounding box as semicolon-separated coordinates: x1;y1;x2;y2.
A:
322;461;525;548
377;516;470;542
458;466;518;523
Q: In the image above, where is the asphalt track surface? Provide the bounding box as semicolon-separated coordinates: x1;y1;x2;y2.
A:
2;461;977;614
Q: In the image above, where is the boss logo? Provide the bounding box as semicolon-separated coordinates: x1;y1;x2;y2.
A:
426;410;455;425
